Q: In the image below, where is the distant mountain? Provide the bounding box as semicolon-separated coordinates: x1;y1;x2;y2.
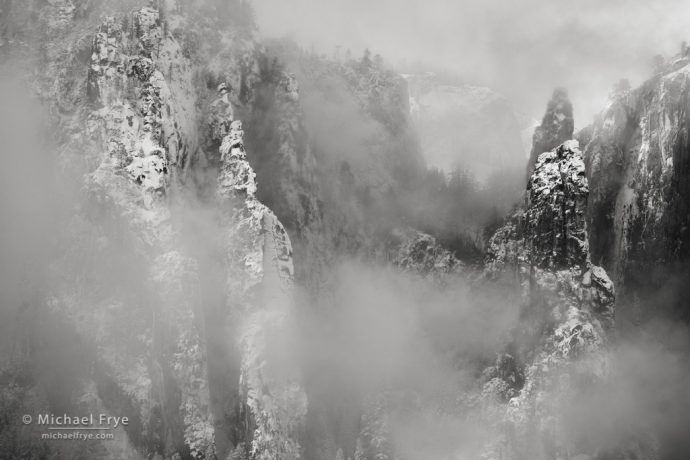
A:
404;72;527;183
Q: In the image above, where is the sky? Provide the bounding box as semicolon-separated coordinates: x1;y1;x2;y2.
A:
251;0;690;126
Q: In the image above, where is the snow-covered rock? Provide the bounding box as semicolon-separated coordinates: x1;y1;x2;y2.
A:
1;2;305;458
527;88;575;179
215;91;306;460
392;229;463;278
482;140;615;459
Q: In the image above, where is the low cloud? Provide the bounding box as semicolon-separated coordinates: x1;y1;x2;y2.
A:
253;0;690;124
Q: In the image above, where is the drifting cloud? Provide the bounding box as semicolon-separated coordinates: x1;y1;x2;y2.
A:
252;0;690;124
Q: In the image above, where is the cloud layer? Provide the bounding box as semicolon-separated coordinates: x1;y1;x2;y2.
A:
252;0;690;124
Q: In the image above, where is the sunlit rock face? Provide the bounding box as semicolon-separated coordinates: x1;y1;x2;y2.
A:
0;2;304;458
584;58;690;317
527;88;574;179
483;140;616;460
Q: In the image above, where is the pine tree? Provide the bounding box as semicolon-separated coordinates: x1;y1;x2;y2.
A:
361;48;372;68
354;438;366;460
652;54;665;74
373;53;383;68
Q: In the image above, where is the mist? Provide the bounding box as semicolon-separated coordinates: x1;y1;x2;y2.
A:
558;317;690;460
294;260;690;459
1;1;690;459
252;0;690;125
0;77;65;346
296;260;522;459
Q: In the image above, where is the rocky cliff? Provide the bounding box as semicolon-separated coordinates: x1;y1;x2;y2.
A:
527;88;574;179
583;55;690;321
483;140;616;459
0;1;443;458
1;1;305;458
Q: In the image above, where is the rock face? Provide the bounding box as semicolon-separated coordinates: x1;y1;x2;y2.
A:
216;119;306;460
249;45;428;292
2;3;438;458
584;57;690;317
0;2;304;459
7;2;686;460
487;139;614;346
83;6;214;457
483;140;615;459
259;50;433;460
393;230;463;278
524;141;590;269
527;88;574;179
405;72;526;183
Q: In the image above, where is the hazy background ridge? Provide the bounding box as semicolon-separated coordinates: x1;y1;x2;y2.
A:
252;0;690;125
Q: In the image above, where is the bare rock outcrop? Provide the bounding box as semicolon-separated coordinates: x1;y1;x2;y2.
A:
527;88;574;180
